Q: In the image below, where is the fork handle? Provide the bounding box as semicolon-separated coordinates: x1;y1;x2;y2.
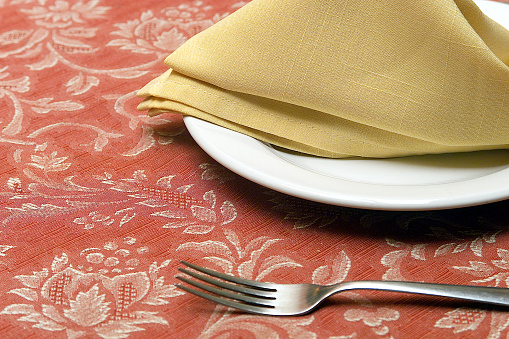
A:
331;281;509;306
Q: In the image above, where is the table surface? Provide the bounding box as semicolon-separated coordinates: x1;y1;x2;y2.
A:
1;0;509;338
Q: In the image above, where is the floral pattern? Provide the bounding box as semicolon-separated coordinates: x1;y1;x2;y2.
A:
1;0;509;338
1;237;182;338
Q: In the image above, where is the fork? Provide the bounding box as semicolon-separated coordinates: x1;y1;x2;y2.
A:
175;260;509;316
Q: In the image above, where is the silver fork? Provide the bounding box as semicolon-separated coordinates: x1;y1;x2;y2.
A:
176;260;509;316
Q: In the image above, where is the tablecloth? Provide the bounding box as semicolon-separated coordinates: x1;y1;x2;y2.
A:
1;0;509;338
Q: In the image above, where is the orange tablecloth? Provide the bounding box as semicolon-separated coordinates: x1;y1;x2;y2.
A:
1;0;509;338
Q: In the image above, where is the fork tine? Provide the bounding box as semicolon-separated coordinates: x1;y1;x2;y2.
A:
181;261;276;290
175;283;275;315
176;275;275;306
178;267;276;298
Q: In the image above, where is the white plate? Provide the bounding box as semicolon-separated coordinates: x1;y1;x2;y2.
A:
183;0;509;211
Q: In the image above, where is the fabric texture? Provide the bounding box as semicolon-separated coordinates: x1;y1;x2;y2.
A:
138;0;509;158
3;0;509;338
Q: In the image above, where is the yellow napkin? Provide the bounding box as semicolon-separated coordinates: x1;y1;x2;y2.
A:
138;0;509;158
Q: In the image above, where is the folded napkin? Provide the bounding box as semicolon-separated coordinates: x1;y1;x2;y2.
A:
138;0;509;158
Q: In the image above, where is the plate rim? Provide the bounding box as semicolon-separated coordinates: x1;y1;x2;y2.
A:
184;116;509;210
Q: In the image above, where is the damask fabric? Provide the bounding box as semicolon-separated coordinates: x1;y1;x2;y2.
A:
138;0;509;158
3;0;509;338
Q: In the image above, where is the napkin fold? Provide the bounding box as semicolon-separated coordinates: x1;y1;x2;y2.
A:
138;0;509;158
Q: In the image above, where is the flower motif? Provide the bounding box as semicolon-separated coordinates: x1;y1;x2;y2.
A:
28;151;71;172
0;238;183;337
107;11;187;54
0;1;108;59
21;0;110;28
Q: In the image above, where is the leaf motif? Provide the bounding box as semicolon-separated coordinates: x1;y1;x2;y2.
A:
183;225;215;235
136;199;166;208
63;284;110;327
25;99;84;114
385;238;407;248
453;242;469;254
242;236;272;258
8;288;38;301
203;256;234;275
328;251;351;284
312;265;330;285
18;312;67;331
143;282;185;306
256;256;302;281
162;221;194;229
452;261;494;277
470;237;484;257
118;211;136;227
381;250;407;281
151;210;187;219
248;238;280;262
434;243;456;257
42;304;66;323
472;272;509;286
27;51;58;70
239;239;281;279
66;73;99;95
381;250;406;266
14;269;48;288
107;68;149;79
220;201;237;225
0;304;35;315
224;229;242;258
311;251;351;285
